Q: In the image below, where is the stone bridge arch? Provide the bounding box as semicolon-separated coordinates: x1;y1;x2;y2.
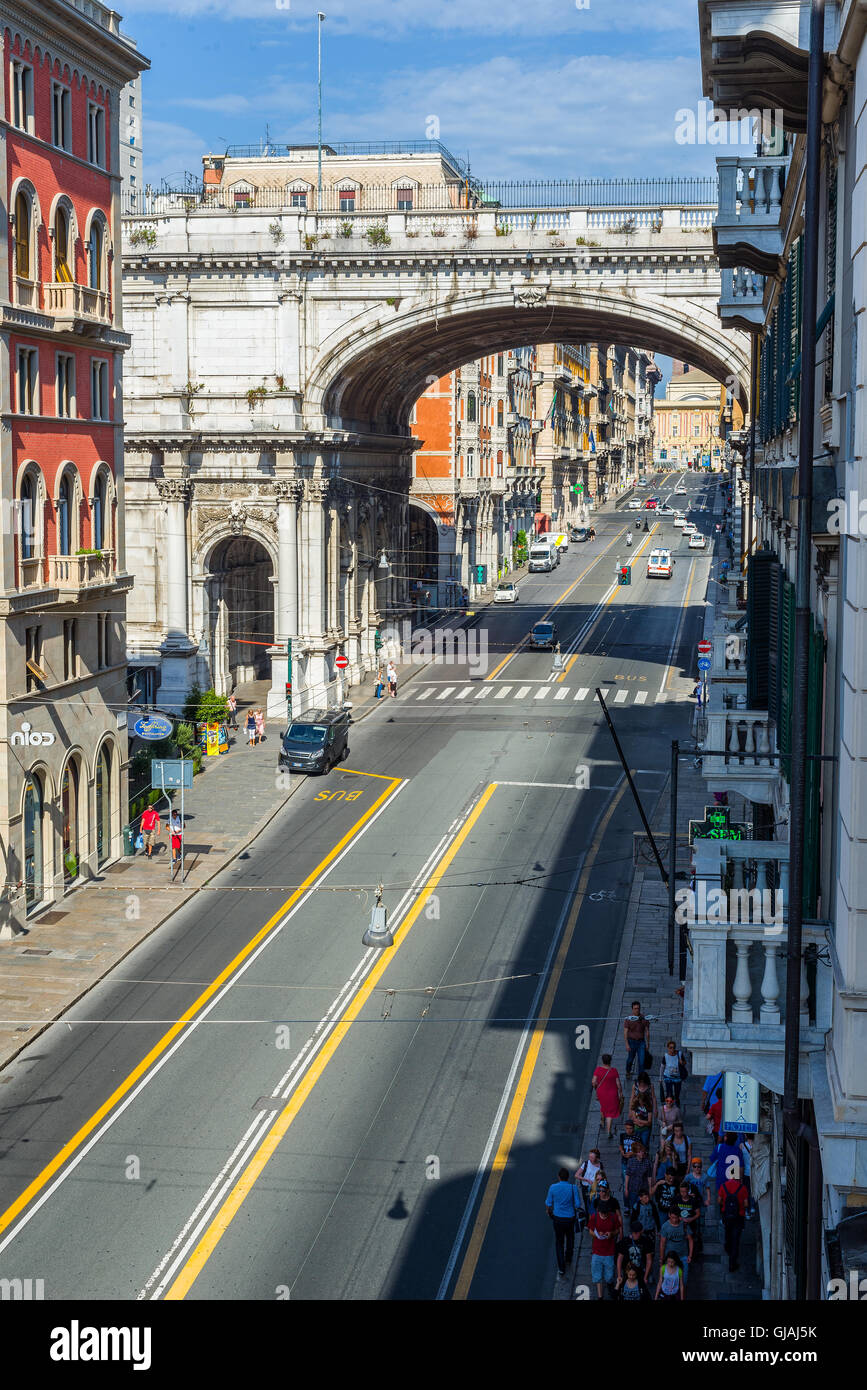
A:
307;284;750;436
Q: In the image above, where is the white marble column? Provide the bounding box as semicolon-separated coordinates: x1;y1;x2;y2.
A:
268;478;302;719
299;477;329;710
155;473;196;712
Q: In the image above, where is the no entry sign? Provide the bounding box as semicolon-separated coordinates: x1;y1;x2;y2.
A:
335;655;349;670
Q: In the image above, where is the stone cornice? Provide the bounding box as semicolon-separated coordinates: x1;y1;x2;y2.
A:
1;0;146;88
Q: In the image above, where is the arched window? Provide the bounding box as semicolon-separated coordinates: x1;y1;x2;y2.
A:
23;774;44;912
466;449;474;478
55;206;72;282
88;220;103;290
467;392;477;424
62;760;80;882
497;400;504;428
92;472;107;550
20;472;37;560
497;449;504;477
95;743;112;866
57;473;73;555
15;191;31;278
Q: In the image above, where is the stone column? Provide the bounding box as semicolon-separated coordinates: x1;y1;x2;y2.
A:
267;478;302;720
299;477;329;710
155;472;196;713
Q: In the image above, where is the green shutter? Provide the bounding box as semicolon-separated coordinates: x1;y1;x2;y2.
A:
747;551;780;710
802;622;824;916
790;238;803;421
778;579;795;780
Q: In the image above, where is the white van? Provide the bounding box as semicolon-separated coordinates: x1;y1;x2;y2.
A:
528;541;557;573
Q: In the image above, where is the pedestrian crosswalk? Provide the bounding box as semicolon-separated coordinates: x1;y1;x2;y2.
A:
396;681;684;708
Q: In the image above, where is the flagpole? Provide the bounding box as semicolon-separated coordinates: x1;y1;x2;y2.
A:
317;12;325;211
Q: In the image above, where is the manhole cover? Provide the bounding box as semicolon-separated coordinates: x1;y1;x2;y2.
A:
102;863;132;875
33;912;67;925
19;948;52;957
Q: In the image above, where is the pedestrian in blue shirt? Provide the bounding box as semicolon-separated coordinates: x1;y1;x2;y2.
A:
546;1167;579;1279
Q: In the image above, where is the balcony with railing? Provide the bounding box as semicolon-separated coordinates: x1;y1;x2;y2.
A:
701;706;781;805
719;266;767;330
44;282;111;327
48;551;115;590
14;277;41;311
682;836;830;1095
714;155;790;276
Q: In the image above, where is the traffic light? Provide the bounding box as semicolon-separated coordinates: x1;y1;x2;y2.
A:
374;628;382;651
619;564;631;586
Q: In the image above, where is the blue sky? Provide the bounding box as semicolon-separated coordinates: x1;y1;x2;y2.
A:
120;0;759;190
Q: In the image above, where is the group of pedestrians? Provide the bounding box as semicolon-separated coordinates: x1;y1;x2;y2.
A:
546;1003;755;1297
244;707;267;747
137;805;184;870
375;662;399;699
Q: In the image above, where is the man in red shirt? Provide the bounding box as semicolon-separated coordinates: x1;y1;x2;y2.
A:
588;1192;622;1299
140;805;161;859
718;1166;749;1272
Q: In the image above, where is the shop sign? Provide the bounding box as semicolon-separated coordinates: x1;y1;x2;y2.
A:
11;722;55;747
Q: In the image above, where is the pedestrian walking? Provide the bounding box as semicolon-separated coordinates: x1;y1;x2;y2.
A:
386;661;398;698
669;1119;692;1169
659;1039;688;1104
659;1094;682;1143
575;1148;603;1217
618;1119;637;1193
616;1262;651;1302
634;1188;661;1248
628;1070;657;1150
245;710;256;747
227;694;238;730
676;1179;703;1252
623;1000;650;1076
655;1253;685;1301
659;1208;693;1287
254;708;265;744
374;667;385;700
711;1132;746;1192
718;1167;749;1272
545;1167;579;1280
140;804;160;858
169;809;183;870
615;1220;654;1290
624;1140;653;1216
589;1175;620;1216
686;1156;712;1219
652;1164;682;1220
588;1188;622;1299
591;1052;623;1139
693;681;704;710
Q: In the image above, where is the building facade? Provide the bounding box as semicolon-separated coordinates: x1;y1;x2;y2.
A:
653;361;743;469
684;0;867;1299
0;0;146;938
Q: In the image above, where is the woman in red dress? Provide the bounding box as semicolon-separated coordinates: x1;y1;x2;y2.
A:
591;1052;624;1139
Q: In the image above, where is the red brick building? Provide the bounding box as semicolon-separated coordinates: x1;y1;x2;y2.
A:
0;0;147;937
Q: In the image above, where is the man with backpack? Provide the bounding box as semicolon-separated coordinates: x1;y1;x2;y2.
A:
718;1165;749;1272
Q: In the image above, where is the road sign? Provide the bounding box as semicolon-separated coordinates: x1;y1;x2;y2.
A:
697;656;712;672
152;758;193;789
335;654;349;670
697;640;712;655
133;714;173;742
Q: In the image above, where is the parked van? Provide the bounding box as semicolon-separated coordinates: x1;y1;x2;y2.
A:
528;541;557;573
279;708;350;774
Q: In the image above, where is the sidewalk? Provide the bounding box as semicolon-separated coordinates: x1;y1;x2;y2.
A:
556;485;762;1302
0;587;512;1072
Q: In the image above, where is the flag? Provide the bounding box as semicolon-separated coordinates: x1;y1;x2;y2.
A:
589;430;596;454
549;389;558;423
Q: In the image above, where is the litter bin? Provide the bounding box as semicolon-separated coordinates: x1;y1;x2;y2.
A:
122;824;136;857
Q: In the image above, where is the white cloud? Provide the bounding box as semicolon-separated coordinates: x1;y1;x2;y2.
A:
143;117;212;186
172;94;255;114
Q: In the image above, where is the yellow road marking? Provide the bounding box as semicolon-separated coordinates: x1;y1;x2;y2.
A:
556;523;659;681
663;557;698;690
340;768;395;780
0;775;404;1241
487;530;626;681
451;780;628;1299
165;781;500;1300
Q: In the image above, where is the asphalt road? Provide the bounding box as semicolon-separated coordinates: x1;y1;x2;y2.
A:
0;472;721;1301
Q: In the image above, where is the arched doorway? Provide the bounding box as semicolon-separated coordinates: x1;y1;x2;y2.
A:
61;757;81;883
23;773;45;914
206;536;274;693
95;743;112;867
408;505;439;608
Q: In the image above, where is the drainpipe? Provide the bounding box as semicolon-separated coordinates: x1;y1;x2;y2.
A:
745;332;759;568
783;0;824;1288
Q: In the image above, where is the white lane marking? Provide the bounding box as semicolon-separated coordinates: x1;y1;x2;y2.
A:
474;687;492;700
0;779;410;1266
455;687;472;700
575;688;589;701
497;781;583;789
614;689;629;703
658;556;697;698
494;687;512;699
515;687;531;699
437;687;455;701
436;794;613;1301
534;687;551;700
417;688;433;701
598;689;610;700
143;793;477;1301
554;689;569;701
634;690;648;704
